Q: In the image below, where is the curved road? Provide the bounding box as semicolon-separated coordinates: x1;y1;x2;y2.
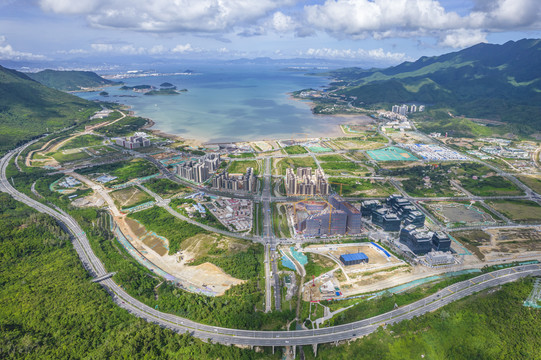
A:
2;143;541;346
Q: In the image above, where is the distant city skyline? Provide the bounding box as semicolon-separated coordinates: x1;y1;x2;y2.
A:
1;0;541;67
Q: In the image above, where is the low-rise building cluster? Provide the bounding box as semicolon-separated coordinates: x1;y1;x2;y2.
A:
212;167;257;193
402;143;468;161
285;167;329;196
115;135;151;149
206;197;253;232
176;154;221;183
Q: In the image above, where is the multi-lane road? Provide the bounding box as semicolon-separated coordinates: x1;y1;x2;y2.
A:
3;142;541;347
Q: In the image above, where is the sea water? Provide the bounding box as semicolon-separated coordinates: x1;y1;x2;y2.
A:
75;64;354;143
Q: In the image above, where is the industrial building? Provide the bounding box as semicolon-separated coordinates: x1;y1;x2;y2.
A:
176;154;221;183
382;213;401;231
426;251;454;266
399;225;433;255
371;208;388;227
361;200;382;218
115;135;150;149
399;226;452;255
432;232;451;252
285;167;329;196
404;211;426;227
340;253;369;266
212;167;257;193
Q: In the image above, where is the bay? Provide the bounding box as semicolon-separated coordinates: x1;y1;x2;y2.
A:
76;64;350;143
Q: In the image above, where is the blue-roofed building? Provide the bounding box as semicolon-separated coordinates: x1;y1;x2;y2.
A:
340;252;369;266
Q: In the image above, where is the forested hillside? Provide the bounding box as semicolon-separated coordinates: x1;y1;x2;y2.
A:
26;69;120;91
329;39;541;133
0;65;99;153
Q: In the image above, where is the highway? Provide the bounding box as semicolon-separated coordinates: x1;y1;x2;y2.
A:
3;142;541;347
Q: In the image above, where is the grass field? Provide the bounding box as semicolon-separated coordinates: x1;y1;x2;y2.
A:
228;153;255;159
59;134;104;150
274;157;317;175
51;149;92;163
110;186;154;209
329;177;396;197
228;160;260;175
460;176;524;196
366;146;418;161
283;145;308;155
304;253;336;278
316;154;348;162
273;203;291;238
486;200;541;223
517;175;541;194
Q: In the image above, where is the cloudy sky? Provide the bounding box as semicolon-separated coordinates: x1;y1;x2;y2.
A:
1;0;541;66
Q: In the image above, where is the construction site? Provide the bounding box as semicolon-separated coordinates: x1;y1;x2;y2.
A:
300;242;407;301
291;195;361;238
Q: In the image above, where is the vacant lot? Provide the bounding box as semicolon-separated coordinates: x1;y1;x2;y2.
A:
110;186;154;209
486;200;541;223
329;177;396;197
331;139;386;150
452;229;491;260
460;176;524;196
51;149;92;163
59;134;104;150
228;160;260;175
274;157;317;175
517;175;541;194
283;145;307;155
425;201;501;228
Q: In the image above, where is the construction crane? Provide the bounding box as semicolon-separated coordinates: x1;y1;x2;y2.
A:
328;181;347;196
317;194;335;234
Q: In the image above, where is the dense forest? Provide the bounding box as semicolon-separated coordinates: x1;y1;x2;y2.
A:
0;193;276;359
308;279;541;359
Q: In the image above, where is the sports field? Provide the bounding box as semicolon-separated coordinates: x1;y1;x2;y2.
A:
366;146;418;161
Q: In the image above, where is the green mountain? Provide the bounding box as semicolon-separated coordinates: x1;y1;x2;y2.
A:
26;69;120;91
330;39;541;132
0;65;100;153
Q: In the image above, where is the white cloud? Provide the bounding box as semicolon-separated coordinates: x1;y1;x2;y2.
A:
39;0;297;33
268;11;296;33
172;43;195;53
438;29;487;48
0;35;47;60
90;43;114;52
300;47;409;62
304;0;541;48
149;45;166;55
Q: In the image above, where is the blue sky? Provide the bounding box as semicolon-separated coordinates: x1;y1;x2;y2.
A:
1;0;541;67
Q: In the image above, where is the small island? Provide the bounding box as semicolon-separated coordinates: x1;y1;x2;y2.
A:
99;91;109;96
144;88;182;96
160;82;174;88
120;84;154;91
